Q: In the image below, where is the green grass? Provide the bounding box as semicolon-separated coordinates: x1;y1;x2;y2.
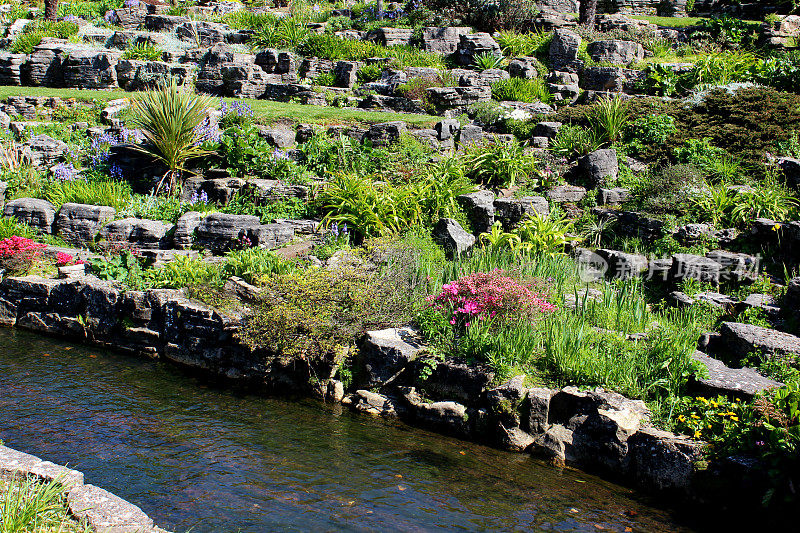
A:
0;86;437;127
632;16;761;28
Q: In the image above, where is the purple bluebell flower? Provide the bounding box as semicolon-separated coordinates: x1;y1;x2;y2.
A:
272;148;289;161
109;163;124;180
331;222;339;237
104;10;119;24
124;0;139;7
53;162;77;181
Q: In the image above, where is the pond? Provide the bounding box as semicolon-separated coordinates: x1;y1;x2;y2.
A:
0;328;709;532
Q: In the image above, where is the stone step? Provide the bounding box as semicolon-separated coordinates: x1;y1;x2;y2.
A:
691;350;783;400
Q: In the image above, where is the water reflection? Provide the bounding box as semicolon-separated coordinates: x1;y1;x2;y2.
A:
0;328;698;532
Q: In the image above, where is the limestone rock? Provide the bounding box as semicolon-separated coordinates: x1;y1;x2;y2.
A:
3;198;56;233
586;40;645;64
549;29;581;71
358;326;425;389
432;218;475;258
577;148;618;186
193;212;261;252
421;26;472;55
55;203;116;245
718;322;800;362
691;350;783;400
97;217;174;249
494;196;549;229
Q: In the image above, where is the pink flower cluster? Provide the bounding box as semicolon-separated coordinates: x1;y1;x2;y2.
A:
428;269;556;327
0;236;46;258
56;252;78;266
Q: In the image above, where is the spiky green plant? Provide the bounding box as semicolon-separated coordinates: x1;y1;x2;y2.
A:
472;51;506;70
129;78;214;195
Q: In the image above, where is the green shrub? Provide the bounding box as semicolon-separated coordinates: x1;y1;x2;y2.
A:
624;113;677;157
44;179;132;211
491;77;552;104
356;62;383;84
550;124;602;159
465;140;541;188
325;15;353;33
495;30;552;59
11;33;44;54
587;95;629;145
90;250;147;290
0;216;38;240
223;192;314;224
221;10;279;30
313;71;336;87
24;19;79;39
122;43;163;61
144;255;223;289
238;265;412;364
222;247;295;286
632;164;702;216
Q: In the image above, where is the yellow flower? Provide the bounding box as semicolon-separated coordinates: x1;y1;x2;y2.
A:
691;414;700;419
707;424;712;429
730;416;739;422
678;415;686;422
710;400;719;408
694;431;702;438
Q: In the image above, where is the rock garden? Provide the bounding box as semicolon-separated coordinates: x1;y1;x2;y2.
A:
1;0;800;526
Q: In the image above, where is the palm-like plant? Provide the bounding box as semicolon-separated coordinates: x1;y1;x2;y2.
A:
130;78;214;195
472;51;506;71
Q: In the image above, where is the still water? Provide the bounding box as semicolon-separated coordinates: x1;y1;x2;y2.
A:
0;328;706;532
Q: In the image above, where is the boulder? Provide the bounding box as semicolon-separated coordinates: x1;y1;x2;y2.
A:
413;359;494;404
435;119;460;141
24;134;68;167
786;277;800;314
245;222;295;249
432;218;475;258
3;198;56;233
581;66;647;93
508;57;541;79
549;29;581;71
421;26;472;55
627;427;703;492
718;322;800;362
458;124;484;146
595;249;649;280
144;14;188;32
669;254;722;285
114;5;147;29
97;217;174;249
526;387;553;435
351;390;401;417
532;121;562;139
55;203;116;245
676;223;712;244
363;121;406;147
454;33;501;67
400;387;470;437
62;50;119;90
690;351;783;400
334;60;359;88
598;187;630;205
532;424;575;464
357;327;425;389
366;27;413;47
426;86;492;114
486;375;528;428
586;40;645;64
0;52;25;86
193;213;261;252
256;126;296;148
577;149;618;186
494;196;549;229
457;190;495;233
705;250;760;283
176;21;227;47
546;184;585;203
